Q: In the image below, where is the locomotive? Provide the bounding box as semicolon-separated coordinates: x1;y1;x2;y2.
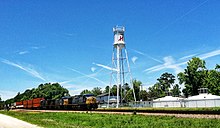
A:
15;94;98;110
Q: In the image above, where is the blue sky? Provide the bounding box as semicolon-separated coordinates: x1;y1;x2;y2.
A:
1;0;220;100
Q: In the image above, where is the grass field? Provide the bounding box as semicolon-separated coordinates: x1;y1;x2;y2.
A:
97;107;220;115
1;111;220;128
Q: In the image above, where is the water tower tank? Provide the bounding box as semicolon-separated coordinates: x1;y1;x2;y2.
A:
113;26;125;47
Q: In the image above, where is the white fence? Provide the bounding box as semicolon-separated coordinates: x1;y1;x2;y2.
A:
184;99;220;107
126;99;220;108
153;101;183;108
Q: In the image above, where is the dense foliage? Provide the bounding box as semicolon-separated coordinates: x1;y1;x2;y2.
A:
80;57;219;101
80;89;92;95
178;57;206;97
147;72;178;100
5;83;69;104
178;57;220;97
1;111;220;128
3;57;219;103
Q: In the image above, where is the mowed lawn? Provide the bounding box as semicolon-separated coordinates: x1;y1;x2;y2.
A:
0;111;220;128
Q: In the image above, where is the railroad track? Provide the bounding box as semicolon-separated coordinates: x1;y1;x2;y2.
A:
11;109;220;119
95;108;220;115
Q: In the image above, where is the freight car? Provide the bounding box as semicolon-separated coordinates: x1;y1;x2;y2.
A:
15;94;98;110
22;98;44;109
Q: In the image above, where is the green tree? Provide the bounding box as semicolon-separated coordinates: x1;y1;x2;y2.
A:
80;89;92;95
21;95;28;101
123;83;130;92
34;83;69;99
148;86;158;100
125;89;134;102
216;64;220;70
171;84;181;97
125;80;141;101
104;86;110;93
5;98;14;105
121;83;131;101
12;83;69;101
110;85;117;96
178;57;206;97
202;65;220;95
133;79;142;101
104;83;131;102
103;85;118;96
157;72;175;92
148;82;165;99
148;72;176;99
139;90;149;101
91;87;102;96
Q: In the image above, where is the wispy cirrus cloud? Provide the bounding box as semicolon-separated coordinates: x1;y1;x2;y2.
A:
31;46;46;50
91;67;96;72
199;49;220;59
1;59;46;81
60;65;108;86
144;49;220;74
67;67;108;86
31;46;40;50
19;51;29;55
93;62;118;72
179;53;197;60
151;0;209;36
16;46;44;55
130;48;163;63
131;56;138;64
144;56;183;74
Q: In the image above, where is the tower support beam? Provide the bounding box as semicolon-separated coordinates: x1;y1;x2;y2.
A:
108;26;136;108
116;45;120;108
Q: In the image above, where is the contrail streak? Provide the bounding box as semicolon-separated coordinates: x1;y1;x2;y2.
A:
152;0;209;36
2;59;46;81
93;63;118;71
130;48;163;63
67;68;108;86
199;49;220;59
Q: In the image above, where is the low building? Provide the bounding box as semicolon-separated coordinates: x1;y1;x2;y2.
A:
185;88;220;107
129;101;153;108
96;93;119;108
153;96;183;108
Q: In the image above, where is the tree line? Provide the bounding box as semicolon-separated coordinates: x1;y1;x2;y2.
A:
2;57;220;104
80;57;220;100
4;83;69;105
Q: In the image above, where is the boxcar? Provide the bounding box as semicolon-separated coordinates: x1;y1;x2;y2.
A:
16;101;23;108
33;98;44;108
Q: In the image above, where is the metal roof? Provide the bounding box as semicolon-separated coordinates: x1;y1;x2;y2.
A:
153;96;183;102
97;93;109;97
186;93;220;100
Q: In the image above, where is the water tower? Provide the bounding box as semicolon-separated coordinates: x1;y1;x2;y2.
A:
108;26;136;108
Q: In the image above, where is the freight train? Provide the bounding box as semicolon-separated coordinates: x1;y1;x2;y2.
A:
14;94;98;110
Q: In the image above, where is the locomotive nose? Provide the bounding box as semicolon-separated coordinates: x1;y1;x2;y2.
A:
86;96;97;104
